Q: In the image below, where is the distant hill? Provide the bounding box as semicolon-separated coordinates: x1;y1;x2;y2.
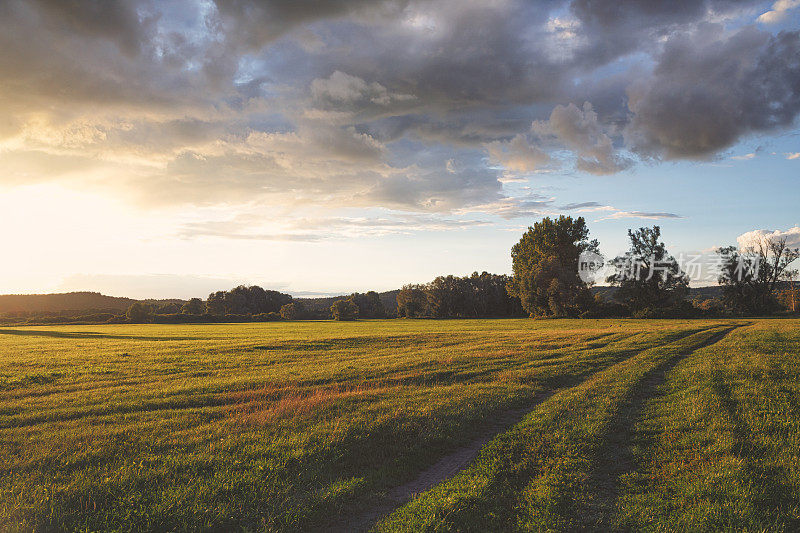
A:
0;292;136;314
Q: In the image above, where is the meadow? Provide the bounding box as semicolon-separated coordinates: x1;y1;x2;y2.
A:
0;319;798;531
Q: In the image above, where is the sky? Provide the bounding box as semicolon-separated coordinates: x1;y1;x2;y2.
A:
0;0;798;299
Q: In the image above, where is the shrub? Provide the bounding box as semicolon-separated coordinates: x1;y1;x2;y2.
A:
631;302;697;319
253;312;282;322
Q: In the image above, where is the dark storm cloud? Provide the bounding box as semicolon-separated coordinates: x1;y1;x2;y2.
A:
212;0;412;49
25;0;155;55
568;0;754;64
0;0;797;217
626;26;800;159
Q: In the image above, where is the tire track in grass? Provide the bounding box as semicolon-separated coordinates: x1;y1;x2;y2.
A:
580;323;747;529
326;392;557;533
326;326;715;533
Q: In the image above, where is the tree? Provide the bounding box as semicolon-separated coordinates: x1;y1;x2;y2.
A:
206;291;226;315
125;302;153;323
155;302;181;314
608;226;688;313
349;291;386;318
280;302;306;320
206;286;293;315
508;216;598;317
262;289;293;313
330;298;359;321
396;284;428;318
181;298;205;314
396;274;523;318
717;235;799;315
224;286;250;314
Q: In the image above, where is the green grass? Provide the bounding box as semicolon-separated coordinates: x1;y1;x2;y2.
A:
0;319;797;531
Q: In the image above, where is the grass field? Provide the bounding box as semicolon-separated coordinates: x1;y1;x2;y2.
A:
1;319;798;531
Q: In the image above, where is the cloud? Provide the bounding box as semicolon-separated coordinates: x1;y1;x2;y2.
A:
456;196;555;219
0;0;797;218
601;211;683;220
212;0;412;50
567;0;752;67
758;0;800;24
731;152;756;160
558;202;616;213
625;26;800;159
737;226;800;249
786;152;800;159
485;134;551;173
311;71;415;109
561;201;602;210
178;212;492;241
533;102;632;175
24;0;155;56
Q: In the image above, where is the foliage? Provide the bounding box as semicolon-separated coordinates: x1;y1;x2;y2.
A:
154;302;182;314
348;291;386;318
397;272;524;318
181;298;205;314
206;285;293;315
776;284;800;313
151;313;218;324
330;298;359;320
579;294;631;318
253;312;282;322
396;284;428;318
608;226;689;312
279;302;306;320
125;302;153;323
508;215;598;317
717;236;799;315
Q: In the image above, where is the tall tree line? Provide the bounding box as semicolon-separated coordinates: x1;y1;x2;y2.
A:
508;216;799;318
397;272;524;318
206;285;293;315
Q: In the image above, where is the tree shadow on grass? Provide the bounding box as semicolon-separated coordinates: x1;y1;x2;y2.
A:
577;325;744;529
709;375;800;530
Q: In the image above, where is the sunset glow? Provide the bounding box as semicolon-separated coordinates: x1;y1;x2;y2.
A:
1;0;798;297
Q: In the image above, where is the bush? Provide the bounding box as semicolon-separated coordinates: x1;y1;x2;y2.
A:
253;312;282;322
151;313;216;324
330;299;359;321
693;298;726;318
579;296;630;318
631;302;697;319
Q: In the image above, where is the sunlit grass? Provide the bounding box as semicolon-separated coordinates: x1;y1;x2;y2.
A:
0;319;797;531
